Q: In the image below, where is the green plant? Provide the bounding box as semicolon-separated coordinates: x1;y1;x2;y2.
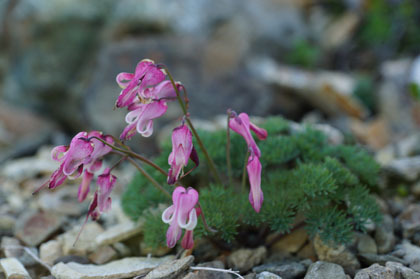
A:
122;116;381;247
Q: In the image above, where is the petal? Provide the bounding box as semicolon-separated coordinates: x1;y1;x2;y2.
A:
229;113;261;158
177;188;199;227
125;106;144;124
247;156;263;213
78;171;94;202
143;80;178;100
116;85;139;108
135;102;168;137
120;122;137;141
250;122;268;140
97;168;117;213
138;66;166;93
162;205;175;223
51;145;68;162
62;134;94;176
48;165;67;189
166;221;182;248
116;72;134;88
179;208;197;230
181;230;194;250
87;131;114;166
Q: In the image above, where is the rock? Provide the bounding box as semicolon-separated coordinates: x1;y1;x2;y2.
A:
313;235;360;275
0;257;31;279
399;204;420;239
144;255;194;279
244;273;256;279
249;57;367;119
270;228;308;254
95;221;142;247
15;211;62;246
304;261;346;279
358;253;407;266
60;222;104;256
256;272;283;279
354;263;394;279
191;261;232;279
0;214;16;235
321;12;359;50
227;246;267;273
357;233;378;255
394;241;420;272
37;188;84;216
0;237;39;267
54;255;90;265
88;246;117;265
297;242;317;262
51;256;174;279
0;102;56;164
386;261;420;279
385;156;420;181
253;260;306;279
375;214;395;254
39;240;63;266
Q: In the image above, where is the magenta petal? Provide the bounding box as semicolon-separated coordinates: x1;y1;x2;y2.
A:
177;188;199;227
62;134;94;176
48;165;67;189
138;66;166;93
116;72;134;88
247;156;263;213
249;122;268;140
229;113;261;158
166;221;182;248
120;122;137;141
142;80;178;100
181;230;194;249
78;171;94;202
97;168;117;213
51;145;68;162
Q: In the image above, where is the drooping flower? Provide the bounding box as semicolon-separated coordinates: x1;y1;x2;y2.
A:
115;59;166;108
228;113;267;158
119;80;182;140
167;124;199;185
96;168;117;213
77;132;114;202
47;132;94;189
247;155;263;213
162;186;199;249
228;112;267;213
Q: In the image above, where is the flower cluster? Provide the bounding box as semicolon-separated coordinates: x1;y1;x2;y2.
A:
39;58;268;251
229;112;267;212
115;59;181;140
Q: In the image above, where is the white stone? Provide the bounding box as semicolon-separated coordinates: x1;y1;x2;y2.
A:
0;258;31;279
95;221;142;246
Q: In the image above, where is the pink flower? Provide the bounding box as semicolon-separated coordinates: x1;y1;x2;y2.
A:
115;59;166;108
77;131;114;202
167;124;199;185
228;113;267;158
48;132;94;189
162;186;199;249
247;155;263;213
119;81;182;140
228;112;267;213
96;168;117;213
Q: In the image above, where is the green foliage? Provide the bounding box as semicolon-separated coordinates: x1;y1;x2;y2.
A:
285;39;322;69
353;75;376;113
142;210;168;249
122;116;381;248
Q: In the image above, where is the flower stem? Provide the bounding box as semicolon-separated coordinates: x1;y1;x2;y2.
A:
163;66;222;185
226;113;232;186
127;157;171;199
241;150;250;192
88;136;168;177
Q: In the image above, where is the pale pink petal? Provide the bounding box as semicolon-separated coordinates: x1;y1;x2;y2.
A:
181;230;194;249
177;188;199;228
166;221;182;248
162;205;175;223
135;101;167;137
116;72;134;88
247;156;263;213
179;208;197;230
78;171;94;202
62;133;94;176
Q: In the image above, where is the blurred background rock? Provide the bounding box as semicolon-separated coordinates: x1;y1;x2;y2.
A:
0;0;419;161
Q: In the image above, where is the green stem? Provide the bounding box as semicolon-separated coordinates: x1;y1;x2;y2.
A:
226;113;232;186
127;157;171;199
163;67;222;185
241;150;250;193
89;136;168;177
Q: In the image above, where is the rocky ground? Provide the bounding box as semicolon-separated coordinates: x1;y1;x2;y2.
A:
0;124;420;279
